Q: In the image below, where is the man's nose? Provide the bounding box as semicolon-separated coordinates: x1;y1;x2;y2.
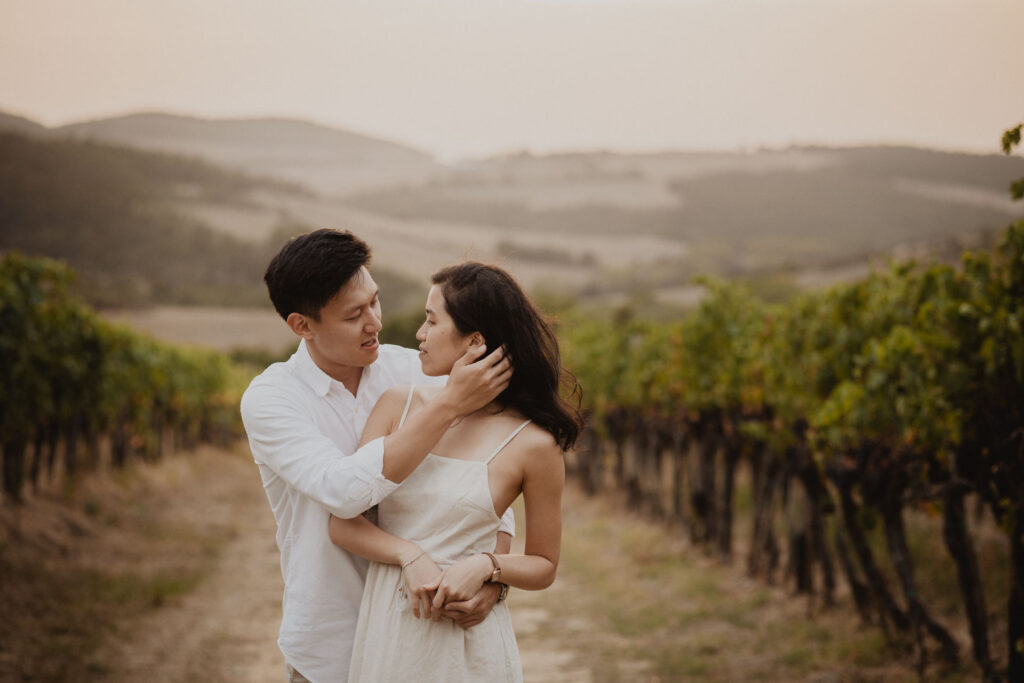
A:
366;310;382;333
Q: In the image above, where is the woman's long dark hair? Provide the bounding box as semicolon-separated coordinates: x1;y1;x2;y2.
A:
432;262;583;451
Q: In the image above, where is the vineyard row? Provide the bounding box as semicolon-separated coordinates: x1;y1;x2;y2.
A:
561;221;1024;680
0;253;244;502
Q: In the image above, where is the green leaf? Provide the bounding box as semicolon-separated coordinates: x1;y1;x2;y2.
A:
1003;124;1022;155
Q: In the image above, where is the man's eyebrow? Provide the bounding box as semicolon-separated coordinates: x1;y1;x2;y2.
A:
344;289;380;313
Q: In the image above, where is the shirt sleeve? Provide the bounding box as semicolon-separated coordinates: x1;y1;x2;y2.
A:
497;506;515;537
240;381;398;519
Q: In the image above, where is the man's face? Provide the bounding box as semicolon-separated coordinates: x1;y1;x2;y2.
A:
301;267;383;372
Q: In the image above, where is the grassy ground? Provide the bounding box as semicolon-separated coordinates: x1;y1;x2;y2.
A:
0;444;268;682
0;445;1009;682
512;482;1006;682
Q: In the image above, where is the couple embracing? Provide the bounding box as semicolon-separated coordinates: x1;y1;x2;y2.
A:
240;229;582;682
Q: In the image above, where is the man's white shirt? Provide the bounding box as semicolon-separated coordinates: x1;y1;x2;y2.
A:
240;340;514;683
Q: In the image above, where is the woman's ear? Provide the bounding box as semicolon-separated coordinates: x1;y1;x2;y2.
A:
469;332;485;348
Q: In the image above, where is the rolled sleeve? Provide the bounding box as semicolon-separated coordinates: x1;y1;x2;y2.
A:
338;437;400;515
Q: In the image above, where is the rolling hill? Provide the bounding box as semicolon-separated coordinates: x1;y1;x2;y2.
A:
0;128;423;311
345;146;1024;277
3;108;1023;318
55;112;443;196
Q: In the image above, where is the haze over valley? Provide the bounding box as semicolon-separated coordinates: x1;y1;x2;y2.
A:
3;109;1023;348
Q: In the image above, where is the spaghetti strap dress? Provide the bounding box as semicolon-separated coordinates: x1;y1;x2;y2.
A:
347;386;530;682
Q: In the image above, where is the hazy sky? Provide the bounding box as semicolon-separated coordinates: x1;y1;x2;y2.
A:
1;0;1021;160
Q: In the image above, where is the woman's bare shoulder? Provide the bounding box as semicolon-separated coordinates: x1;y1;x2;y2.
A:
515;423;563;460
379;383;442;417
511;424;564;490
367;385;411;421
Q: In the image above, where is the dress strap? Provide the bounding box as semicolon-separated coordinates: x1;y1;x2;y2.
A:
484;420;532;464
397;386;416;428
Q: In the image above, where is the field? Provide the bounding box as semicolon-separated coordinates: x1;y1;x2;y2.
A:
102;305;296;353
1;442;995;682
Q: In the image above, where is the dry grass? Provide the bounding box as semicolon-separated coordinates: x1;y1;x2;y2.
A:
509;482;1000;682
101;305;297;352
0;444;279;683
2;441;1007;682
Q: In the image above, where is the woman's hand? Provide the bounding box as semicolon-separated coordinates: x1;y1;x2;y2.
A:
437;582;502;628
402;552;443;619
424;554;494;618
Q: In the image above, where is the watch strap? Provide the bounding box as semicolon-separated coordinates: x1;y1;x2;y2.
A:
482;551;502;582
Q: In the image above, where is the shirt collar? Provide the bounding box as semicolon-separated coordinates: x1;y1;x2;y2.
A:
292;339;334;398
292;339;382;399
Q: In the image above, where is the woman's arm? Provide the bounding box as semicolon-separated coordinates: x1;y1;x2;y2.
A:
428;434;564;608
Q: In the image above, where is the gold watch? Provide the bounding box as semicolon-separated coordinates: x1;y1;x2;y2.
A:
482;552;502;583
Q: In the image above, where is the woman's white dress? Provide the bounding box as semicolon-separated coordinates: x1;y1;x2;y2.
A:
348;387;529;682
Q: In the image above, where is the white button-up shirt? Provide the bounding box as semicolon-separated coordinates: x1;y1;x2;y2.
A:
240;340;513;683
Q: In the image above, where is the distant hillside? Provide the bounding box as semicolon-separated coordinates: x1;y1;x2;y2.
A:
346;146;1024;274
57;112;444;196
6;107;1023;314
0;130;423;310
0;110;47;137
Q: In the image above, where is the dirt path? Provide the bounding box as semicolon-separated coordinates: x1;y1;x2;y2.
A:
509;555;594;683
91;447;286;682
88;446;589;682
6;444;953;682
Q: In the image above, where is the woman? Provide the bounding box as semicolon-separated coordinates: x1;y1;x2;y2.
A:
329;262;582;682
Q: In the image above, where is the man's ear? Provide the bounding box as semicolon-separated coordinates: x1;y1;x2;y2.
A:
286;312;314;339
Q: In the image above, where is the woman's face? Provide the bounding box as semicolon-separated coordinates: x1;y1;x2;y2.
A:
416;285;477;376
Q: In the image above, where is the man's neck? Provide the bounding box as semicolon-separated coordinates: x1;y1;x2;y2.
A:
306;345;364;396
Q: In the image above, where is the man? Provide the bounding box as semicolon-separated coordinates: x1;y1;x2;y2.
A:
240;229;514;682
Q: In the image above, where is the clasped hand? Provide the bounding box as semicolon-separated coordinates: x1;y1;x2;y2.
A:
403;553;498;629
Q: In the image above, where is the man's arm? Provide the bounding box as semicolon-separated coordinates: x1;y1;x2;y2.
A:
328;514;444;619
241;383;397;519
240;345;512;520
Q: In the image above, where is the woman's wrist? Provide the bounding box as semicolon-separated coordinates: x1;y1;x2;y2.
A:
477;552;500;583
427;388;462;426
397;544;424;567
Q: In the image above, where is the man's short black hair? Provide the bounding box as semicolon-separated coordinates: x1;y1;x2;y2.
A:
264;229;372;321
